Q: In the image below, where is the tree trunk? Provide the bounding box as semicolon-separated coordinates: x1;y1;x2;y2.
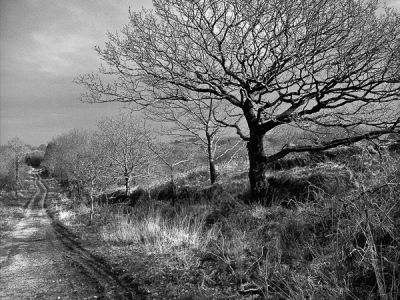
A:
15;157;19;197
89;190;94;226
247;132;269;204
206;134;217;184
124;172;129;197
170;169;177;206
209;159;217;185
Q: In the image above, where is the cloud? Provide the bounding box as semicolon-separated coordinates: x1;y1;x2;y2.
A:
22;32;97;75
1;0;145;77
1;0;397;145
387;0;400;9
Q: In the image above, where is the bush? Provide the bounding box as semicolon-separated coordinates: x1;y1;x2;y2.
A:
99;203;213;257
264;163;358;206
25;150;45;167
0;157;15;191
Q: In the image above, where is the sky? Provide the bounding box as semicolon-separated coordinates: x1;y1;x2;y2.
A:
0;0;152;145
1;0;400;146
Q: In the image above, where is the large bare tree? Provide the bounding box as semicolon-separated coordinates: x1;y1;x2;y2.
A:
76;0;400;203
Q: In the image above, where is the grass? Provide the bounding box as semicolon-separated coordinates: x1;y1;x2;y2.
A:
0;166;36;237
47;145;400;299
0;195;25;236
99;204;212;255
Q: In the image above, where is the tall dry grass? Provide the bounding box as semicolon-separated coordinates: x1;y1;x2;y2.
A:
99;203;216;255
52;145;399;299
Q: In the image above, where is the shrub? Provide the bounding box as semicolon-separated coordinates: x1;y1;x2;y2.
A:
99;203;214;259
265;163;358;206
25;150;45;167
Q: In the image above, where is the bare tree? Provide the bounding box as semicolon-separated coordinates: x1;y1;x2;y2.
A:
0;145;18;191
42;130;110;223
76;0;400;203
8;137;27;196
71;141;105;225
95;114;152;197
42;129;89;194
146;97;243;184
147;141;190;206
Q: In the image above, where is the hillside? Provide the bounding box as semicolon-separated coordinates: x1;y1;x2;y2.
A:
46;139;400;299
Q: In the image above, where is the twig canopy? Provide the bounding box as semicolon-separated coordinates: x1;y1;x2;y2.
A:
76;0;400;201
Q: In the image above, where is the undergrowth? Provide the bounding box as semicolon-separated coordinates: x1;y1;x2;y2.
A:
53;147;400;299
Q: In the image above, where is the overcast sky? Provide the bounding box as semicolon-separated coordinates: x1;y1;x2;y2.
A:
0;0;152;145
1;0;399;145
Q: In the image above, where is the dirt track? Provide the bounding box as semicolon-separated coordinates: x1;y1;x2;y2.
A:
0;173;136;299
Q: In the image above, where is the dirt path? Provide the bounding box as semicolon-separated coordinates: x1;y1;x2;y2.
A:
0;173;136;299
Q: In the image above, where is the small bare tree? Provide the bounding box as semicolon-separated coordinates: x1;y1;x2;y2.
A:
0;145;18;191
42;129;89;195
95;114;152;197
147;97;243;184
8;137;27;196
147;141;190;206
71;141;105;225
43;130;108;224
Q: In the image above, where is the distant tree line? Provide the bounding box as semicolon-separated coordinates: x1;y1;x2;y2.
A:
0;138;46;195
25;150;45;168
41;113;244;223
